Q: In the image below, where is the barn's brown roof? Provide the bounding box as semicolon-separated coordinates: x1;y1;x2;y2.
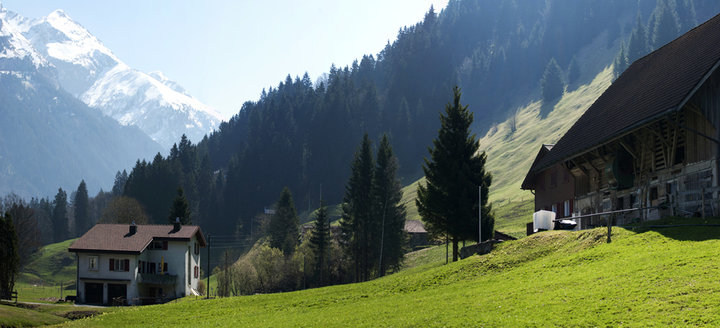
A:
521;144;553;190
69;224;206;254
532;13;720;172
404;220;427;234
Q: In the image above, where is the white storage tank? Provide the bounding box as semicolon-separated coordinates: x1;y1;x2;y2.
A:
533;210;556;232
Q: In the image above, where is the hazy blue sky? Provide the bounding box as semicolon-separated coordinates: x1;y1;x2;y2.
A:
4;0;449;120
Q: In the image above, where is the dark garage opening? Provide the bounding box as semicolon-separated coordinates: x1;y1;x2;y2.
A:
85;282;103;304
108;283;127;305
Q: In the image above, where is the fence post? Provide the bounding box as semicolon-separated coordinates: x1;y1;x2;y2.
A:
606;214;612;243
702;187;706;218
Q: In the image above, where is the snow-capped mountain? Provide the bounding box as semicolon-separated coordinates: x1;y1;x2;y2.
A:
6;9;222;148
0;8;163;197
0;8;51;73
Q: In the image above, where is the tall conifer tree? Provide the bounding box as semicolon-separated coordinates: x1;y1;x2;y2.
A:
52;188;68;243
168;187;191;224
74;180;90;236
268;187;299;255
340;134;374;282
309;200;330;286
0;212;19;299
372;134;406;276
540;58;564;103
417;86;493;262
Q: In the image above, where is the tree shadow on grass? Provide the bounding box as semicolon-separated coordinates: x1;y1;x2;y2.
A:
538;98;560;118
625;217;720;242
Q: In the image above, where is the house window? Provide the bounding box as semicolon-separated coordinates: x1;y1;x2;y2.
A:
564;200;570;217
194;242;200;255
194;266;199;279
551;204;557;214
109;258;130;272
88;256;98;271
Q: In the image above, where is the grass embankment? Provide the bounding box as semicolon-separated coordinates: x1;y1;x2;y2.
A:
58;219;720;327
493;199;534;238
15;238;78;303
20;238;77;284
0;301;110;327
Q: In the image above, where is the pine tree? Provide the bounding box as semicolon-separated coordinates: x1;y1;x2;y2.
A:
52;188;68;243
372;134;406;276
0;212;20;299
540;58;564;103
309;200;330;286
74;180;90;236
566;56;581;85
168;187;191;224
112;170;128;196
268;187;299;256
613;41;629;78
340;134;375;282
652;0;680;49
416;86;493;262
627;15;649;63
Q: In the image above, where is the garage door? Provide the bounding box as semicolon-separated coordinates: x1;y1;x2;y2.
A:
108;283;127;305
85;283;103;304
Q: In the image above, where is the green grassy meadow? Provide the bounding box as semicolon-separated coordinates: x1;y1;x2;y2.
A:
0;301;111;327
19;238;77;284
12;239;79;303
56;219;720;327
0;303;67;327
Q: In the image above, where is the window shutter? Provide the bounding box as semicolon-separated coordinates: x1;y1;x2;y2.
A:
162;241;168;250
109;258;115;271
124;259;130;272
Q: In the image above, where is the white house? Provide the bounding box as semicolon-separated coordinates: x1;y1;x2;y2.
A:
68;221;206;305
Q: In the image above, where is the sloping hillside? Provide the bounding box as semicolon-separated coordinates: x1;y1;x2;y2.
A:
401;66;614;236
480;66;613;203
18;238;76;284
59;220;720;327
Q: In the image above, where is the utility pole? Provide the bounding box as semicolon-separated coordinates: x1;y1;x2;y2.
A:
206;233;210;299
478;186;482;244
378;187;389;277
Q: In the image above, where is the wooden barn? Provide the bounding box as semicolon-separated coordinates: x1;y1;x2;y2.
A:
522;13;720;228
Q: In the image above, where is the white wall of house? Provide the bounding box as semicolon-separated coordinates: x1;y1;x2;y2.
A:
75;236;203;305
76;252;138;304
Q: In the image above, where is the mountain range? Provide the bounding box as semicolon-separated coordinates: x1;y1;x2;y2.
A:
0;5;227;197
3;8;222;149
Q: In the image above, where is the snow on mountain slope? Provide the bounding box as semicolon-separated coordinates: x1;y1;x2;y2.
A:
8;8;222;148
82;63;223;146
0;8;50;70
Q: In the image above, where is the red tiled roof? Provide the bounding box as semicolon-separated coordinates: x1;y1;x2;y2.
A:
533;13;720;172
69;224;206;254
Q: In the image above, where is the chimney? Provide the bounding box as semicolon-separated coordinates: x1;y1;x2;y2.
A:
173;217;181;232
128;221;137;235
